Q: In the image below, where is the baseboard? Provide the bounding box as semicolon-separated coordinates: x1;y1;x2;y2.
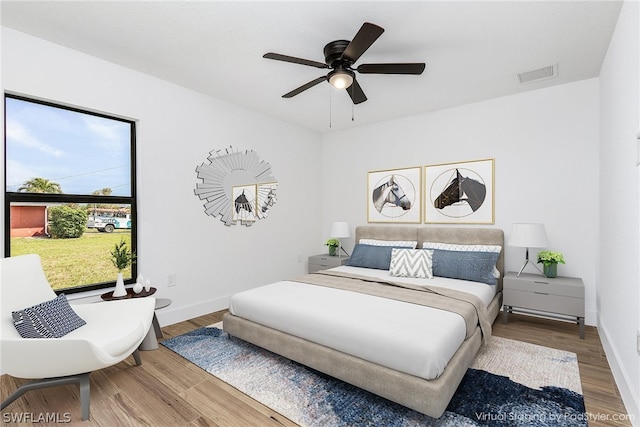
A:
597;317;640;425
155;295;230;327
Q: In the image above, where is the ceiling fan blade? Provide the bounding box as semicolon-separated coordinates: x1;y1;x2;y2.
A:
282;76;327;98
341;22;384;63
263;52;328;69
346;78;367;104
357;63;426;75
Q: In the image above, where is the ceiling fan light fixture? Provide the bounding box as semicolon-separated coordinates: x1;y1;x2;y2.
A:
328;69;354;89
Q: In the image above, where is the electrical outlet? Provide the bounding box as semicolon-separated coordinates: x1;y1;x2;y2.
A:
168;273;177;287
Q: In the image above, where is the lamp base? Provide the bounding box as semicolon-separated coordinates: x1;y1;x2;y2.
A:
337;245;350;258
517;259;544;276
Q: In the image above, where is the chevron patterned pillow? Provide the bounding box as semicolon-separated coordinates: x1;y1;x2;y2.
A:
12;294;86;339
389;248;433;279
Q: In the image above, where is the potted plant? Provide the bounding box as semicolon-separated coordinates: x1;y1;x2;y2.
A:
537;250;565;278
325;238;340;256
110;238;136;297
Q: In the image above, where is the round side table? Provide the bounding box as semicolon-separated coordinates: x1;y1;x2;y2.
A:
139;298;172;351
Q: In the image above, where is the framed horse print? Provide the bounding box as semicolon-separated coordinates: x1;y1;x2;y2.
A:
367;166;422;223
424;158;494;224
232;184;257;224
256;182;278;220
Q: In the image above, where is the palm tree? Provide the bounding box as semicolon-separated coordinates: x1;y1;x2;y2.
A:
92;188;112;196
18;177;63;193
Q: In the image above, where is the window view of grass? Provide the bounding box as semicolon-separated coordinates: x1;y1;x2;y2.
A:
10;230;133;291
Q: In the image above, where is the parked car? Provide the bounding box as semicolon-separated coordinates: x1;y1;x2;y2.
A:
86;214;131;233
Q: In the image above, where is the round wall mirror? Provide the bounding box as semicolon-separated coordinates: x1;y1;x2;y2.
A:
195;146;278;226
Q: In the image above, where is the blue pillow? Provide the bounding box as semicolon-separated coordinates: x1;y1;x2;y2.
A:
12;294;86;338
347;244;406;270
431;249;500;285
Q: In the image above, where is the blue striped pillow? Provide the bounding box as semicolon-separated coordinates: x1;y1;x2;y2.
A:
431;249;500;285
347;244;407;270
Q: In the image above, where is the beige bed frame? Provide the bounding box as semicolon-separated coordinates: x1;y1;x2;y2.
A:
223;225;504;418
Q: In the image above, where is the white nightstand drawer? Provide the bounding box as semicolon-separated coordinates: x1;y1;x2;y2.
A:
308;254;350;273
502;271;585;338
503;288;584;317
503;273;584;299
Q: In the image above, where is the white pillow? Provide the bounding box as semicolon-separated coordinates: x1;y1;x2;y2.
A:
422;242;502;278
360;239;418;248
389;248;433;279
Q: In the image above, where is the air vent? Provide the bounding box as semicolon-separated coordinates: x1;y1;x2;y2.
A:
518;64;558;84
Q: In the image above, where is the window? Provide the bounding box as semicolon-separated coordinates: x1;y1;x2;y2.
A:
4;94;137;294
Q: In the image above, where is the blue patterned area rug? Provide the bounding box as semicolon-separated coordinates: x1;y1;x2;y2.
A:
162;327;586;426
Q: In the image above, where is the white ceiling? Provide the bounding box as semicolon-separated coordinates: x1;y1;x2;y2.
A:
1;1;623;134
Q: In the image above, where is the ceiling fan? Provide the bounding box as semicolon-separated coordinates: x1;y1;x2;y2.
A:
263;22;426;104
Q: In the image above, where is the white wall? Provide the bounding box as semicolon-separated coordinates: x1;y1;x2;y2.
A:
1;28;324;324
322;79;600;325
598;0;640;421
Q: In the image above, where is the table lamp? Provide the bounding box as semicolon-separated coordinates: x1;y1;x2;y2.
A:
509;223;548;276
329;222;350;258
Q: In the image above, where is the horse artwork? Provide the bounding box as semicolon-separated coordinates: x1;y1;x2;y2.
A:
232;184;257;224
372;175;412;214
256;184;278;220
260;188;276;213
424;159;494;224
234;190;253;214
433;169;486;213
368;167;421;223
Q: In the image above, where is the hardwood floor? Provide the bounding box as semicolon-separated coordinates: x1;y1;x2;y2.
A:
1;311;632;426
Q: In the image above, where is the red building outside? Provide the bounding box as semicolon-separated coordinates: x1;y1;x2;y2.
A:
10;204;48;237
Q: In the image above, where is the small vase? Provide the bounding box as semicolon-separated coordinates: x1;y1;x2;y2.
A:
112;272;128;297
133;281;143;294
543;263;558;278
144;279;151;292
329;246;337;256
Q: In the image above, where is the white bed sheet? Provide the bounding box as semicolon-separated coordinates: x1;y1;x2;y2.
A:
228;267;493;380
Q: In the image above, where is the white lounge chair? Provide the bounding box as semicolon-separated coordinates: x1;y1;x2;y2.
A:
1;254;155;420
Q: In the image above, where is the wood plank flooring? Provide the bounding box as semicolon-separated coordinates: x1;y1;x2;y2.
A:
1;311;632;426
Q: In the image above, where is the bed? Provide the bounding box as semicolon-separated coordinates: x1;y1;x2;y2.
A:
223;225;504;418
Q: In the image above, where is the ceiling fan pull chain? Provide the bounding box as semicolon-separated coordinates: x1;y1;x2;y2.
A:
329;90;332;128
351;91;355;121
351;85;355;121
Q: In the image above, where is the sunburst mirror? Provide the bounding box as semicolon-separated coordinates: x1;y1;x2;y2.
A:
194;146;278;226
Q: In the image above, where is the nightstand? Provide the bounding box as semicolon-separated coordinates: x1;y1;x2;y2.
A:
502;271;585;339
308;254;350;273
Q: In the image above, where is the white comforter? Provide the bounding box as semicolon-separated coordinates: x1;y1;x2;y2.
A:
228;266;496;380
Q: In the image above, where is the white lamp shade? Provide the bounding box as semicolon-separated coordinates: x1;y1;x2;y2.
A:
329;222;350;239
508;223;548;248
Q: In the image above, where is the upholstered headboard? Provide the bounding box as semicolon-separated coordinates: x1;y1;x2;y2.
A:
354;225;505;290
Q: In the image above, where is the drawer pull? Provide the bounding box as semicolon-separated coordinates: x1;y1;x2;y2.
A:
533;281;549;284
534;291;549;295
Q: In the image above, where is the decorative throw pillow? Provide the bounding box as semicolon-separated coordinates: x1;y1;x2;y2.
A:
422;242;502;278
430;249;500;286
12;294;86;338
359;239;418;249
347;244;407;270
389;248;433;279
